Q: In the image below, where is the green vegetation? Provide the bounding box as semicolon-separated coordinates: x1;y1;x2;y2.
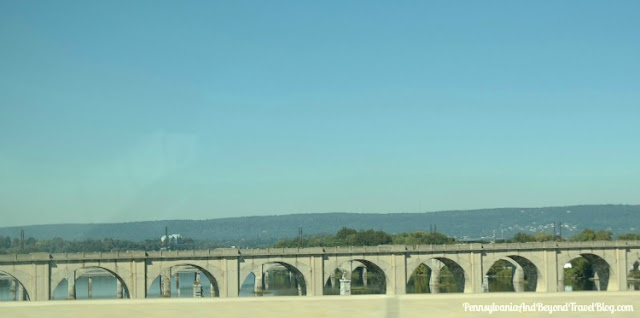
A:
273;227;393;248
569;229;613;241
506;228;639;243
2;226;638;254
486;259;514;277
508;232;556;243
618;233;640;240
392;231;455;245
0;235;237;254
275;227;638;248
273;227;453;248
407;264;431;293
564;258;593;280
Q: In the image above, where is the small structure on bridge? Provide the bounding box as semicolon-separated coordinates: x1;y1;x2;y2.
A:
193;273;203;298
339;271;351;295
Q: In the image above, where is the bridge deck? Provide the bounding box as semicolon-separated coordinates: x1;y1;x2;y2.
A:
1;240;639;262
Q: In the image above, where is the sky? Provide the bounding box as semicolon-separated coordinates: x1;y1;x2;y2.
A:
1;1;639;227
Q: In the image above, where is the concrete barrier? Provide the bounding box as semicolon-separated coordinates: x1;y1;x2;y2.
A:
1;292;639;318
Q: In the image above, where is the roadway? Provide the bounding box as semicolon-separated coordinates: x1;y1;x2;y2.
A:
1;291;638;318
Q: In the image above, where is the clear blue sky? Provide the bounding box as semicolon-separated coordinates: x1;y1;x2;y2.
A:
1;1;639;226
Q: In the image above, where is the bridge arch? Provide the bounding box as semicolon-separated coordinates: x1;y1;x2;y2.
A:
560;252;612;291
239;260;309;296
406;256;469;293
323;256;390;285
324;259;387;295
483;255;540;292
146;263;221;298
628;260;640;291
51;266;130;300
0;269;31;301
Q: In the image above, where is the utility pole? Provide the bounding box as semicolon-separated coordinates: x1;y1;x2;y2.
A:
165;226;169;249
558;222;562;239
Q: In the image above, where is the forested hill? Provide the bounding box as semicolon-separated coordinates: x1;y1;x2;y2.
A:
0;205;638;243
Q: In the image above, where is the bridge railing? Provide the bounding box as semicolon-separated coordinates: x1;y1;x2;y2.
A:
2;241;640;262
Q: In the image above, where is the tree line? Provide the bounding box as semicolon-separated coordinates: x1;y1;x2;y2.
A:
506;229;640;243
273;227;640;248
0;235;274;254
272;227;455;248
1;228;639;254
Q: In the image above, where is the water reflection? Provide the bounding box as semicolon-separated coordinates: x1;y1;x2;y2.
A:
564;278;598;291
147;272;215;298
323;266;385;295
240;271;302;297
0;279;29;301
52;275;129;300
407;264;462;293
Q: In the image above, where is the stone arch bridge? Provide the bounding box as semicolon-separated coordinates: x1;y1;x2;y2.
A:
1;241;638;301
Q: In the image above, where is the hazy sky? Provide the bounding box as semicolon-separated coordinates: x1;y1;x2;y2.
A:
1;1;639;227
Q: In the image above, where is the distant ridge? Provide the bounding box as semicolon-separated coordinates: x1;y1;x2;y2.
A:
0;205;638;244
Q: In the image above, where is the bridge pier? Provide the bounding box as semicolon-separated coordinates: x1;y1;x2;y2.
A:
264;271;269;290
309;255;324;296
609;247;628;291
254;274;263;294
539;250;560;292
67;273;76;300
121;257;147;299
512;265;525;292
18;282;24;301
117;279;123;298
361;267;367;287
88;276;93;299
427;259;445;294
10;279;16;301
429;266;440;294
330;272;336;289
558;260;567;292
176;273;180;296
162;270;171;297
468;250;484;293
221;257;239;297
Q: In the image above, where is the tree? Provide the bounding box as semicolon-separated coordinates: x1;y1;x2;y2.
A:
25;237;37;246
570;229;612;241
336;227;357;240
392;232;455;245
565;257;593;279
0;236;11;249
512;232;535;243
595;230;613;241
532;233;554;242
618;233;640;240
11;238;21;249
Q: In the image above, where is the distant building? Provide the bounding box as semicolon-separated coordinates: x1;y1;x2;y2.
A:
161;234;183;245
